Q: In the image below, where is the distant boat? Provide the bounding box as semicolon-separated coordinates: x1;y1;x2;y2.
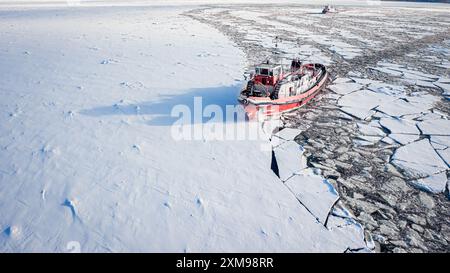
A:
322;5;337;14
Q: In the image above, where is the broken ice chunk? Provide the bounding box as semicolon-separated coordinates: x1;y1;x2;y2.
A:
379;117;419;134
410;172;448;194
405;92;439;110
417;119;450;136
340;107;375;120
434;82;450;97
430;135;450;148
436;148;450;167
327;215;368;251
389;134;419;145
377;98;431;117
399;69;438;81
417;112;445;121
437;77;450;84
273;128;301;141
284;170;339;224
392;139;448;179
357;122;385;137
370;66;403;77
272;141;307;182
329;82;362;95
402;78;437;89
377;62;404;69
270;135;286;148
430;141;448;150
356;135;383;144
402;71;437;82
350;77;381;86
333;77;353;84
368;82;405;96
381;137;396;145
338;90;395;120
447;179;450;199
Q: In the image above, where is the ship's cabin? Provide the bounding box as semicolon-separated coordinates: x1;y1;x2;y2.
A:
255;64;282;77
254;64;283;86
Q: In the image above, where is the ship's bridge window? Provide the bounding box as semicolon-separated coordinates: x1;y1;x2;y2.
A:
256;67;270;76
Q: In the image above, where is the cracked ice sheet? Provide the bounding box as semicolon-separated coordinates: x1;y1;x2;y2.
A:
389;134;419;145
379;117;419;134
402;79;437;89
329;82;363;95
417;119;450;136
430;135;450;148
431;82;449;97
271;128;301;148
326;210;367;251
357;122;385;137
350;78;382;86
333;78;353;84
418;112;447;121
284;169;339;225
368;82;405;96
273;128;301;141
374;62;439;81
436;148;450;167
410;172;448;194
392;139;448;180
338;90;396;120
370;66;403;77
273;140;308;182
402;71;438;82
376;98;433;118
405;93;440;110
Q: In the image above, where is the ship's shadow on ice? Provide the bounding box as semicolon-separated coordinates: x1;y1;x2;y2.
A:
79;84;246;126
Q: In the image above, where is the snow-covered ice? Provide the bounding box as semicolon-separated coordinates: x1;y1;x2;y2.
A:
392;139;448;181
376;98;433;117
379;117;419;135
329;82;363;96
417;119;450;136
338;90;395;120
273;128;301;141
272;140;307;182
2;0;449;254
284;170;339;225
410;172;448;194
0;3;372;253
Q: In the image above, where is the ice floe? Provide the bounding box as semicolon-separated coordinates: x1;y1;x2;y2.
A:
338;90;395;120
436;148;450;167
327;210;368;251
284;169;339;225
376;98;432;117
272;140;308;182
409;172;448;194
370;66;403;77
273;128;301;141
379;117;419;135
389;134;419;145
368;82;405;96
329;82;363;95
392;139;448;180
434;82;450;98
332;77;353;84
417;119;450;136
430;135;450;148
